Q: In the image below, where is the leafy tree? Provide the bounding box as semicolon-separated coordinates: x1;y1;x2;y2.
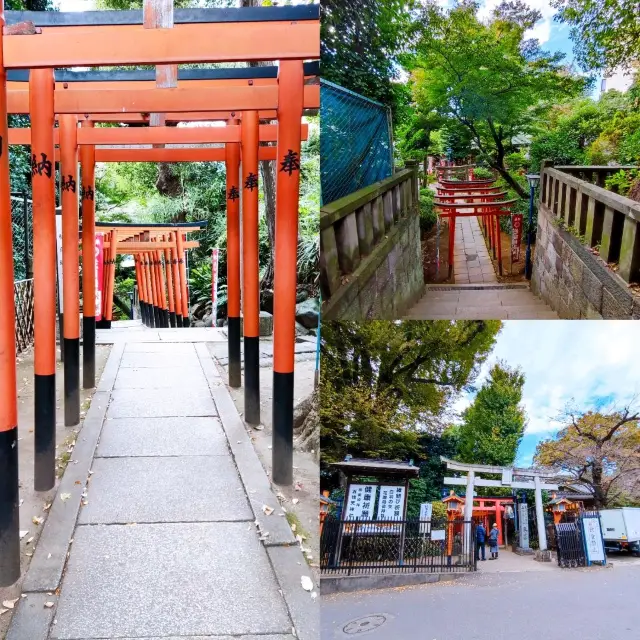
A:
534;406;640;508
321;0;416;110
417;429;460;500
407;2;587;197
320;320;501;473
457;362;527;467
552;0;640;72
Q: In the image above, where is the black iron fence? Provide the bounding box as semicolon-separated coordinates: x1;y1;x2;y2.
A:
320;516;477;575
555;511;603;568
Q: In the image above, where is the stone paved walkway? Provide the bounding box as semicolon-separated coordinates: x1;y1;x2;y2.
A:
453;215;497;284
8;322;317;640
406;284;558;319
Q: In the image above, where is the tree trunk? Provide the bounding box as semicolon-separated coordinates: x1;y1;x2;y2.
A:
261;160;277;287
491;162;528;199
592;464;606;509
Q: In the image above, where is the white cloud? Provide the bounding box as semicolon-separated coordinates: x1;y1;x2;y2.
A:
455;321;640;439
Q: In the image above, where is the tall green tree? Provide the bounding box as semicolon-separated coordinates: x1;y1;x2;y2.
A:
407;2;587;197
552;0;640;72
320;320;501;471
457;362;526;467
321;0;415;110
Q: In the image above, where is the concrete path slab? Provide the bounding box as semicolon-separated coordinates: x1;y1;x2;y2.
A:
113;366;211;390
406;284;558;319
51;522;291;639
97;417;228;457
79;456;251;524
107;387;217;418
9;329;315;640
453;216;497;284
120;351;202;368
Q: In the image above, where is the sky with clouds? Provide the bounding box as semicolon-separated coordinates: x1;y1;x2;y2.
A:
452;321;640;467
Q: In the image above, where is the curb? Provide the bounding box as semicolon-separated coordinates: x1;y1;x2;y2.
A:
320;571;470;595
195;343;319;640
7;343;125;640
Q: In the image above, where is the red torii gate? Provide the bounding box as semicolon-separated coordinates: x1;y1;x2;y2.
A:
0;2;319;586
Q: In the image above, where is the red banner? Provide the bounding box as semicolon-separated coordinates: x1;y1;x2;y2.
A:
95;234;104;321
511;214;523;263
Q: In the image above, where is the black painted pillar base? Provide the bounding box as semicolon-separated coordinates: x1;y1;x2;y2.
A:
34;373;56;492
82;316;96;389
96;319;111;329
141;301;148;326
244;336;260;425
183;316;190;328
228;316;241;388
0;428;20;587
154;306;162;328
148;305;155;328
176;314;183;327
163;309;170;328
169;311;177;328
63;337;80;427
272;371;294;485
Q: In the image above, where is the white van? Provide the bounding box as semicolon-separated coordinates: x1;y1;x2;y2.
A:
600;508;640;555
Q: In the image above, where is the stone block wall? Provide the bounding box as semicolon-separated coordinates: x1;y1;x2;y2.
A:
532;204;640;318
321;165;423;320
322;212;423;320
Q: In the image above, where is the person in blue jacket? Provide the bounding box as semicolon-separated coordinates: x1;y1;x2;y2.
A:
476;522;486;561
488;523;500;559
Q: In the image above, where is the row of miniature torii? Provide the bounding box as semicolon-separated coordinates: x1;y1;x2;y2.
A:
13;70;309;499
0;1;319;590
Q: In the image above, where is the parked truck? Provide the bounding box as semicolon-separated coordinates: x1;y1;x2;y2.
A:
599;508;640;555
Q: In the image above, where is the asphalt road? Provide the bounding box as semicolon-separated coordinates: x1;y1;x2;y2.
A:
322;564;640;640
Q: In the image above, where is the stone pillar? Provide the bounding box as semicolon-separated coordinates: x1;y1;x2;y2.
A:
534;475;548;551
463;471;475;557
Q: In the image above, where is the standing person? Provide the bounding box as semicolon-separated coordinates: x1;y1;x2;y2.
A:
489;523;500;559
476;521;486;561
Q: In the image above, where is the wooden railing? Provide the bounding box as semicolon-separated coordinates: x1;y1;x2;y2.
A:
320;163;419;299
540;163;640;284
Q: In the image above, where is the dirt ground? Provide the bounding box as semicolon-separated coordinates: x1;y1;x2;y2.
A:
422;218;532;285
209;338;320;581
0;342;111;640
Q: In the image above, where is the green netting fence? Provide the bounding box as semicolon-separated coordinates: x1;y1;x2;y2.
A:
320;79;393;205
11;193;32;282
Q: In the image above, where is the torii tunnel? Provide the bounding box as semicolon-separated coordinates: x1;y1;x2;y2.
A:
0;2;319;585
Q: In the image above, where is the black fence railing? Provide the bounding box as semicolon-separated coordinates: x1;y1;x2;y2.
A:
555;511;603;568
321;516;477;575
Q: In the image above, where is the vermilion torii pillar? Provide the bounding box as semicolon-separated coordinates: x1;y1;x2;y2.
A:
0;2;20;587
30;67;57;492
225;119;241;388
60;114;80;426
272;60;304;485
170;231;182;326
241;110;260;425
80;120;96;389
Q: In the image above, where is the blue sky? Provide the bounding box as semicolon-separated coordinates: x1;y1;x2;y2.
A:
453;321;640;467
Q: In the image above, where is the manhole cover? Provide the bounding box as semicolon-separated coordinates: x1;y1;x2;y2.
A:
343;614;387;635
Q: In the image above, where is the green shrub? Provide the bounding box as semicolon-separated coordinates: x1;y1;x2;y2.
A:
605;169;640;196
504;151;527;172
419;188;437;232
473;167;494;180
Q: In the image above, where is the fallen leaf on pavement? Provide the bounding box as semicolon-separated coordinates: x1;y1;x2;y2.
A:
2;598;19;609
262;505;274;516
32;516;43;526
44;602;55;609
60;493;71;502
300;576;313;592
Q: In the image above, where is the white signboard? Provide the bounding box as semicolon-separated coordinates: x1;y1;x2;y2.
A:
583;517;605;563
55;213;64;313
518;503;530;549
431;529;446;541
345;484;376;521
377;485;405;521
419;502;433;534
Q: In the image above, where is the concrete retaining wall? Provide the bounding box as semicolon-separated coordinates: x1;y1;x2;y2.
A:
532;203;640;318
